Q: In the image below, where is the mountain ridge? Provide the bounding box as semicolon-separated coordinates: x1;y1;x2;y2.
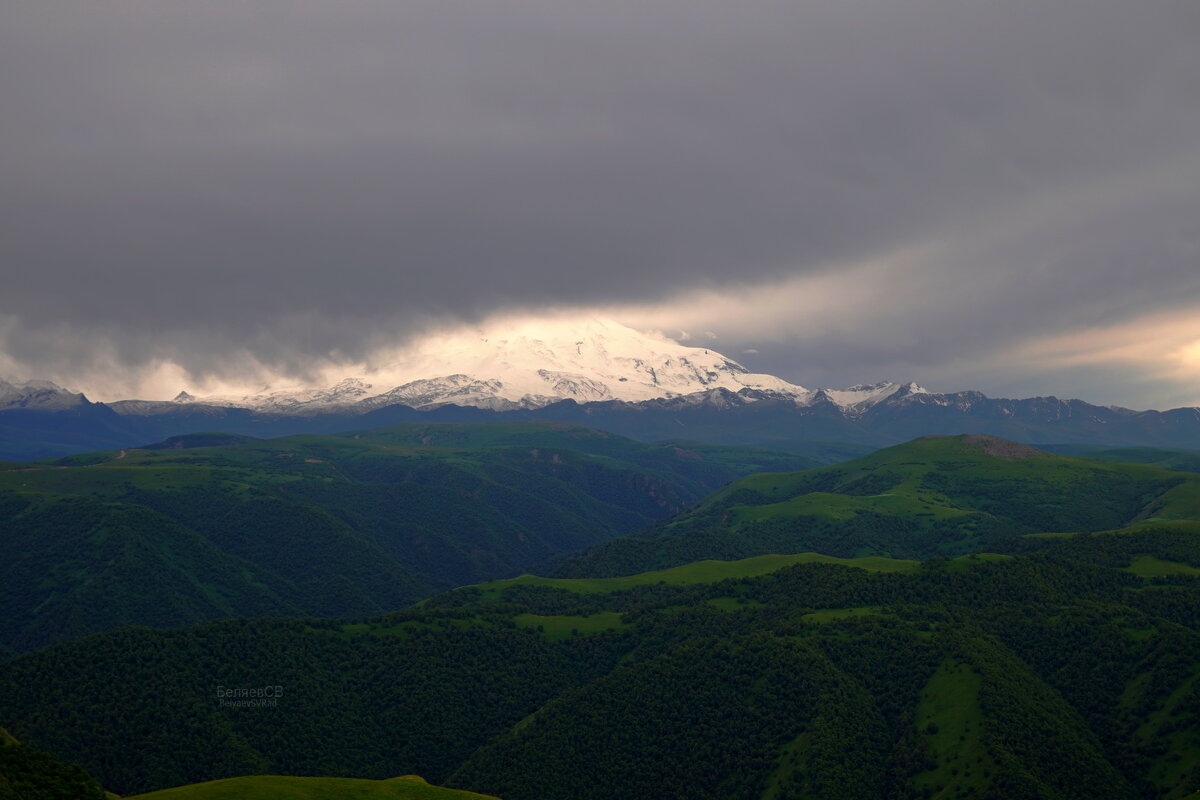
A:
3;317;1199;460
4;380;1200;462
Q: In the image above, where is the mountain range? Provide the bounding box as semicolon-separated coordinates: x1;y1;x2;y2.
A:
3;318;1199;460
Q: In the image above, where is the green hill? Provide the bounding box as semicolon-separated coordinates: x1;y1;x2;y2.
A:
555;434;1200;577
3;525;1199;799
0;422;814;652
127;774;497;800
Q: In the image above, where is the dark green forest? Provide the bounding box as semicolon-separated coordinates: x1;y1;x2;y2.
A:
3;432;1200;799
0;422;815;652
2;527;1199;798
0;728;106;800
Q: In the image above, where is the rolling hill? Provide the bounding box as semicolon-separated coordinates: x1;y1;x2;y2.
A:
554;434;1200;577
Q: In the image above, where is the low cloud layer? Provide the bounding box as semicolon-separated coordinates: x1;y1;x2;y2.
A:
2;1;1198;408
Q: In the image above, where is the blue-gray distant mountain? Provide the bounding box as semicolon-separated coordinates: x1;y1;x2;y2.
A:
5;379;1199;461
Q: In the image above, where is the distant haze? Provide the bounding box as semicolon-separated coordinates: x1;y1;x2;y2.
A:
1;2;1198;409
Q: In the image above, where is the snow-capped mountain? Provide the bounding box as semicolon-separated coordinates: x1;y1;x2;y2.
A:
8;316;1200;462
194;378;378;414
818;381;928;412
0;319;940;424
170;318;812;413
146;318;945;416
5;365;1200;462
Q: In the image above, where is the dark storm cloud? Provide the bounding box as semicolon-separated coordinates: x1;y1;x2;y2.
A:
1;0;1198;395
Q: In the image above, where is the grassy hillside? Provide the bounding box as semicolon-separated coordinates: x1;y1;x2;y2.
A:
3;526;1199;799
0;422;815;652
127;774;497;800
555;434;1200;577
472;552;919;598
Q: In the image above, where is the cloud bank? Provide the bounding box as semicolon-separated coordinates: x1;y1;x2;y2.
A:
1;1;1197;407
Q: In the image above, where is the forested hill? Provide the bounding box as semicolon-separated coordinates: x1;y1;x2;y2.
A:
0;727;108;800
1;528;1198;798
0;422;815;653
555;434;1200;577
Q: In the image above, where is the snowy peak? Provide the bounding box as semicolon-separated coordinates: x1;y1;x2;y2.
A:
0;379;89;411
536;370;613;402
359;375;519;412
817;381;928;413
171;317;811;412
189;377;377;415
376;316;807;406
87;316;940;417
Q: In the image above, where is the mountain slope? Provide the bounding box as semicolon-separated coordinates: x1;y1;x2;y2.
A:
0;422;815;652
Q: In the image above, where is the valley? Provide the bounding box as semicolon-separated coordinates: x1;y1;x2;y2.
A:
0;422;815;653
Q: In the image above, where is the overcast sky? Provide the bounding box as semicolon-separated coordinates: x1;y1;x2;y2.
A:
2;1;1198;408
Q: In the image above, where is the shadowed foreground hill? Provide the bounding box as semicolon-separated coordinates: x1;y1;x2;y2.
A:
2;526;1199;799
0;725;497;800
555;434;1200;577
128;774;498;800
0;727;107;800
0;422;815;652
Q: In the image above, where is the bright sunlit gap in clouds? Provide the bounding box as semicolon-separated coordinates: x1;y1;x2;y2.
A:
1009;308;1200;406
